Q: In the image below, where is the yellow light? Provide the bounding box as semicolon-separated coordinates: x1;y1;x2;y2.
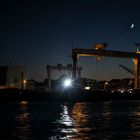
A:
23;80;26;83
20;101;28;105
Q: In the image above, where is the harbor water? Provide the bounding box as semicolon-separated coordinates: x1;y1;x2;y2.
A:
0;101;140;140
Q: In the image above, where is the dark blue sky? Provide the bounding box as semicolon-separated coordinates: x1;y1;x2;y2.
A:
1;0;140;81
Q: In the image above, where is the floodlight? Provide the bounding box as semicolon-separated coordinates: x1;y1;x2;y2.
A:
63;78;72;88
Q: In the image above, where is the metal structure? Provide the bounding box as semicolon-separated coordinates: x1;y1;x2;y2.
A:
119;64;134;76
47;64;82;92
72;47;140;89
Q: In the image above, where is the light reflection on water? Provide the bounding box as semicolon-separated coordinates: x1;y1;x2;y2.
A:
0;101;140;139
50;101;140;140
59;105;73;127
71;103;92;140
15;101;31;140
50;105;77;140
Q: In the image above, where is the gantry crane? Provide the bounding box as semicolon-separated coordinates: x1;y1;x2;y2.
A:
72;44;140;89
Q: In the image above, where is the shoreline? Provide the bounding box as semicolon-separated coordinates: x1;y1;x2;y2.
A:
0;89;140;102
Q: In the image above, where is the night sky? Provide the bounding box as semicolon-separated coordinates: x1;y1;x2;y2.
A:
1;0;140;81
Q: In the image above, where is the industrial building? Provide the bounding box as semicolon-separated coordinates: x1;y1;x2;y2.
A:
0;64;27;89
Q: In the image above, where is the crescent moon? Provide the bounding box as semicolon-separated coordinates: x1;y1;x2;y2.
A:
130;23;134;29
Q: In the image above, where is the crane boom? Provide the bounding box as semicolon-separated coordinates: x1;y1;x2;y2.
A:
119;64;134;75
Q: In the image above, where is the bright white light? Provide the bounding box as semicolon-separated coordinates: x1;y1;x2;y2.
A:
85;86;91;90
63;78;72;87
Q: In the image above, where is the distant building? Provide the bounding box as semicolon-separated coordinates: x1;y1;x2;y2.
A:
26;79;35;90
0;64;27;89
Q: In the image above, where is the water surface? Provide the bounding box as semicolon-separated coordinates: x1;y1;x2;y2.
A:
0;101;140;139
